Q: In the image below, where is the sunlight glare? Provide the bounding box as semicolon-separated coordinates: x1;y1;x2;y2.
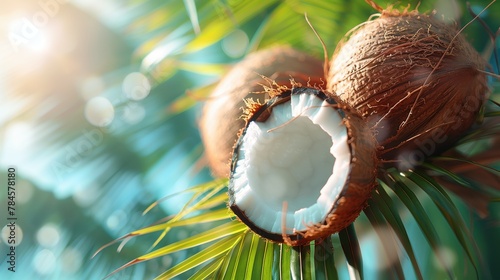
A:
30;32;50;53
8;17;51;54
1;122;34;165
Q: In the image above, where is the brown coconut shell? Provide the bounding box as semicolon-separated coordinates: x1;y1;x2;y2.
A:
327;10;489;169
200;47;325;178
228;88;378;245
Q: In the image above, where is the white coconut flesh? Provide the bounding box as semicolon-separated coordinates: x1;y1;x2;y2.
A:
231;93;351;235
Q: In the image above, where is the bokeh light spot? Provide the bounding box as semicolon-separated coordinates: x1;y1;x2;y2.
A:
85;96;115;127
61;247;83;274
33;249;56;275
16;179;34;204
73;183;100;207
222;29;248;58
1;223;23;246
1;122;34;165
36;223;61;247
434;0;462;22
122;102;146;124
106;210;127;231
122;72;151;101
162;255;173;267
433;246;457;271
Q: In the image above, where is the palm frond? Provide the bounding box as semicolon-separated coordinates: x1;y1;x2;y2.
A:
313;237;339;280
155;232;244;279
408;171;481;274
338;224;363;279
383;171;456;278
371;182;423;280
364;203;406;279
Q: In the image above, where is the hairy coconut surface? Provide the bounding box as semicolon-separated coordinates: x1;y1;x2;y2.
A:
327;10;489;170
229;87;377;245
200;47;324;178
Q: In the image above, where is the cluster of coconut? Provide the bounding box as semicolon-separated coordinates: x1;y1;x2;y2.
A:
199;6;488;245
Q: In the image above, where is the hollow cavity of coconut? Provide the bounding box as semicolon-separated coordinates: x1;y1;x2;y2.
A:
200;47;324;178
228;87;377;245
327;10;488;170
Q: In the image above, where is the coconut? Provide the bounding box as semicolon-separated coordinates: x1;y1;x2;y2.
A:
228;87;378;245
200;47;325;178
327;9;489;170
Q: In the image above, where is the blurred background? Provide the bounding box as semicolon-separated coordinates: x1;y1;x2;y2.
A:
0;0;498;279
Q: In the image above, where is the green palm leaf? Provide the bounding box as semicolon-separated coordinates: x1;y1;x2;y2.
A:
261;239;276;279
188;256;225;280
156;232;244;279
277;243;292;279
408;171;481;275
313;237;338;280
371;182;423;280
218;230;248;279
385;172;455;279
338;224;363;280
105;220;246;278
242;233;263;279
363;204;406;279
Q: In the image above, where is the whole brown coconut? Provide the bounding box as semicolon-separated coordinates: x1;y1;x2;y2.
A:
200;47;324;177
327;9;489;170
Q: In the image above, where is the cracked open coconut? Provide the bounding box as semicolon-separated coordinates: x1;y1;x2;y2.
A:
228;87;377;245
